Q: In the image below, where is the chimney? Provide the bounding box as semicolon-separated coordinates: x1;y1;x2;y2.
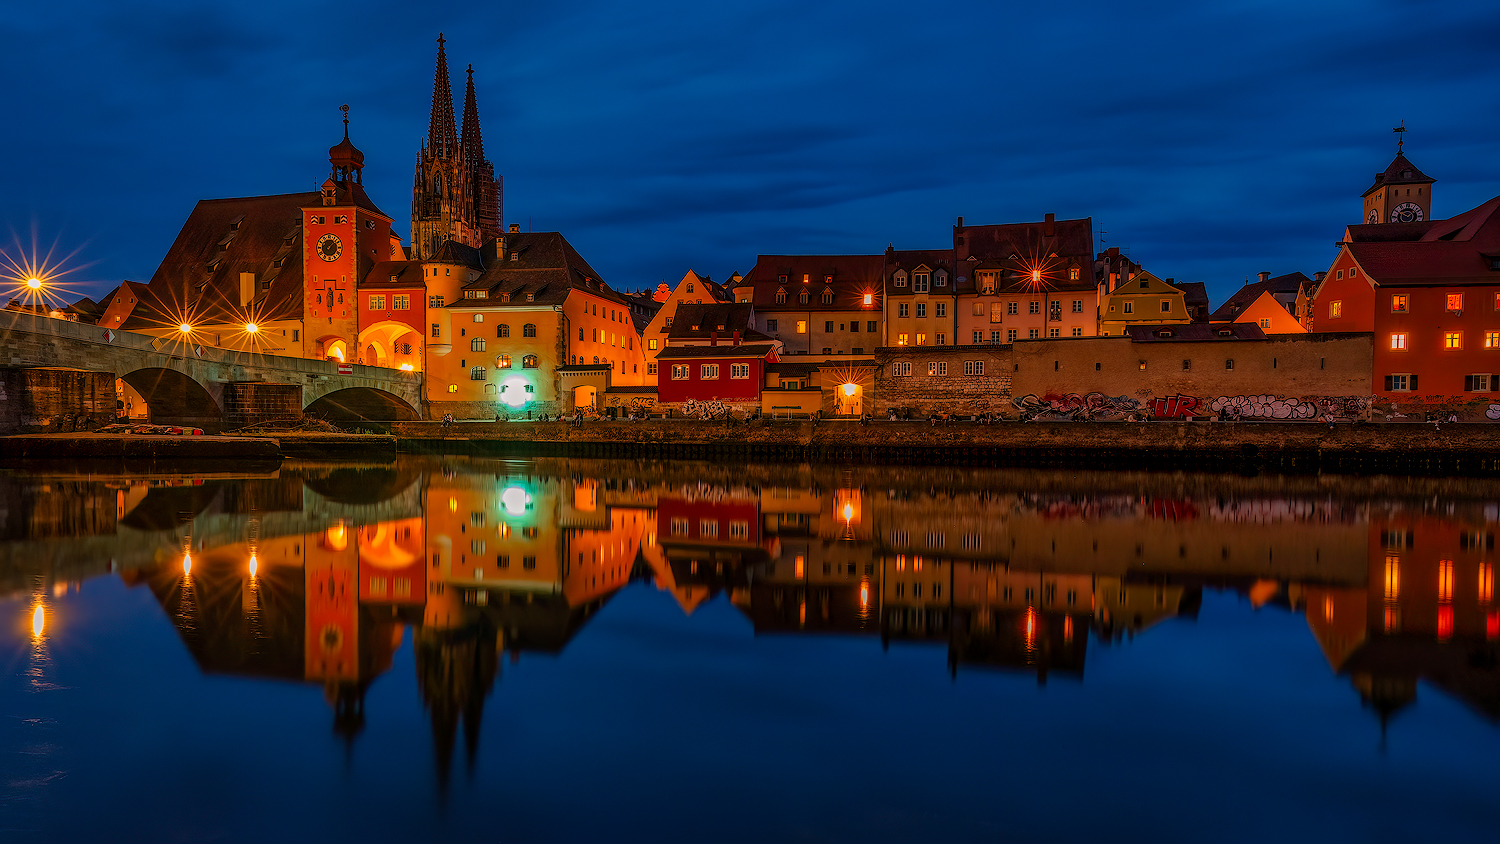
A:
1044;213;1055;236
733;330;742;346
1258;271;1270;284
710;331;717;346
496;235;505;254
1315;271;1327;282
509;223;520;233
956;216;963;229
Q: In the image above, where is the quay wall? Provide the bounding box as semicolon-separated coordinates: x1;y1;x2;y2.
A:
391;417;1500;476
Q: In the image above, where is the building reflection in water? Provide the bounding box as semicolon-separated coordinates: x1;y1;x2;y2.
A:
4;461;1499;779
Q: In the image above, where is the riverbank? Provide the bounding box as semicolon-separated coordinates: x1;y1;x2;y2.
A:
393;418;1500;476
0;432;396;464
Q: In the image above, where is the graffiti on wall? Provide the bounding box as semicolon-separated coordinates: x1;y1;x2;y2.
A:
606;395;658;415
1209;394;1371;421
681;399;729;419
1149;394;1201;419
1013;392;1147;422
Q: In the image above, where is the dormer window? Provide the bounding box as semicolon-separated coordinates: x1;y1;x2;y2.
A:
934;272;946;288
526;293;535;302
1069;267;1080;281
775;288;787;304
510;251;519;261
1217;329;1232;337
778;274;787;284
824;275;833;284
1157;329;1173;338
500;293;511;302
913;272;929;292
798;290;809;305
821;288;834;305
894;272;907;288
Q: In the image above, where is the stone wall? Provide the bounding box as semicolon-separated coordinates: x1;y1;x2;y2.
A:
222;382;303;429
873;345;1014;416
1010;332;1373;420
0;368;118;433
426;399;564;421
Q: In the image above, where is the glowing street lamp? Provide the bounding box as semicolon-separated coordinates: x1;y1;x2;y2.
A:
178;323;193;335
26;277;42;290
244;322;259;335
841;382;857;397
1031;269;1042;283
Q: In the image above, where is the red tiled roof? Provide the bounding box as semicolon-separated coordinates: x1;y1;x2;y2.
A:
739;254;885;312
955;216;1095;293
449;231;629;308
1127;323;1266;342
655;343;776;359
1210;273;1310;321
883;248;956;296
1349;195;1500;286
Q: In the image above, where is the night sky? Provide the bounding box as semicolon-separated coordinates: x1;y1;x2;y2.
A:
3;0;1499;304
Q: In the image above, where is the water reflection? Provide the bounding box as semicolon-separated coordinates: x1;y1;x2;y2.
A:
2;460;1499;778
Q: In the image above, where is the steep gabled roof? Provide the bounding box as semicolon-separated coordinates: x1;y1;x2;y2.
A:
666;303;757;340
1210;273;1310;321
955;216;1095;293
451;231;627;308
1362;152;1435;198
655;344;776;359
883;248;957;295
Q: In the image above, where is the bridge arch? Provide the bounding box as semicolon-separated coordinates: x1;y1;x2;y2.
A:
120;367;223;429
357;320;423;372
305;387;420;422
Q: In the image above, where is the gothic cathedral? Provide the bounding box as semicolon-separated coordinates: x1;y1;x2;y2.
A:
411;35;502;261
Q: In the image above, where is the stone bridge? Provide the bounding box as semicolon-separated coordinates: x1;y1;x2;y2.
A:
0;310;424;432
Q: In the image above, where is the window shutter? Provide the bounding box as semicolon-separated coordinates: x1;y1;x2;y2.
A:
1410;374;1419;391
1465;375;1475;391
1492;374;1498;392
1384;375;1394;391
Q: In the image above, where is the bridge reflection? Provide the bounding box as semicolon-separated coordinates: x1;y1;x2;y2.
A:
4;460;1498;779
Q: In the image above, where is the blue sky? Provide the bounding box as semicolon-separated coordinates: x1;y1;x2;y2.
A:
2;0;1498;304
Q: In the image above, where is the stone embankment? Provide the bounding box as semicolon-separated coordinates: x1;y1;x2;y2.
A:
393;418;1500;476
0;432;396;464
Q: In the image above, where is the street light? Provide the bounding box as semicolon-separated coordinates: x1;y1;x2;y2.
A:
178;323;193;334
26;277;42;290
244;323;258;334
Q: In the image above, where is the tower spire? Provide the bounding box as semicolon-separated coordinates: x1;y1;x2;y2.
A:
460;63;485;165
1392;121;1406;155
427;33;458;159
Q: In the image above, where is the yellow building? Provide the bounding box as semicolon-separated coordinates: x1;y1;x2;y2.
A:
882;247;957;348
1099;270;1194;336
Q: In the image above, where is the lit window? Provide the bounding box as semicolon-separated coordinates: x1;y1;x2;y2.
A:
1390;333;1406;350
863;292;873;306
1486;331;1500;349
1069;267;1079;281
796;320;807;334
1329;301;1342;318
1445;331;1463;349
1447;293;1464;311
522;354;538;368
1391;294;1408;312
671;364;689;380
1385;556;1400;599
897;333;908;345
497;353;511;368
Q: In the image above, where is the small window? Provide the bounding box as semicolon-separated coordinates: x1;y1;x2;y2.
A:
701;364;720;379
1225;359;1235;370
891;361;912;377
671;364;690;380
1464;374;1493;392
1447;293;1464;312
1160;300;1172;313
497;353;511;368
522;354;538;368
963;360;983;376
1445;331;1463;350
470;366;486;380
1329;301;1342;318
1391;294;1408;313
1390;333;1407;350
470;338;486;352
796;320;807;334
1123;301;1134;314
523;323;537;337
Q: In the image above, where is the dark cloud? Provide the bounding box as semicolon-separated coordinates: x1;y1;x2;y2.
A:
1;0;1498;303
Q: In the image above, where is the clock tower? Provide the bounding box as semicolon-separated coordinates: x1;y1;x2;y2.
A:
303;109;396;362
1361;133;1435;225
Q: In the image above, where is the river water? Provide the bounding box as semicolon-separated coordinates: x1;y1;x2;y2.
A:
1;457;1496;842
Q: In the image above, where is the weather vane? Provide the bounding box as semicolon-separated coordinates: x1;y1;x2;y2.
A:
1393;121;1406;154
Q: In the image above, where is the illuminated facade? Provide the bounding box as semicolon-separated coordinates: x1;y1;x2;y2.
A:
952;214;1099;344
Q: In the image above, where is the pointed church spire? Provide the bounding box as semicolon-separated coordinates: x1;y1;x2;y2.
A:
427;33;458;160
460;63;485;166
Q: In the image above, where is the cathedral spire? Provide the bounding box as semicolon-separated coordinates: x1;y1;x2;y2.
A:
427;33;458;160
460;64;485;166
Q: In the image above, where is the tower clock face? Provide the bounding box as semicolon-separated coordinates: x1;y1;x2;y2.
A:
1368;209;1378;224
317;233;343;261
1390;202;1423;224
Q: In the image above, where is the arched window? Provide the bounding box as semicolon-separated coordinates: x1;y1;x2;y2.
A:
593;356;599;364
497;324;510;338
470;338;486;352
821;288;834;305
775;288;787;304
523;323;537;337
798;290;809;304
522;355;539;369
469;366;486;380
497;353;511;368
